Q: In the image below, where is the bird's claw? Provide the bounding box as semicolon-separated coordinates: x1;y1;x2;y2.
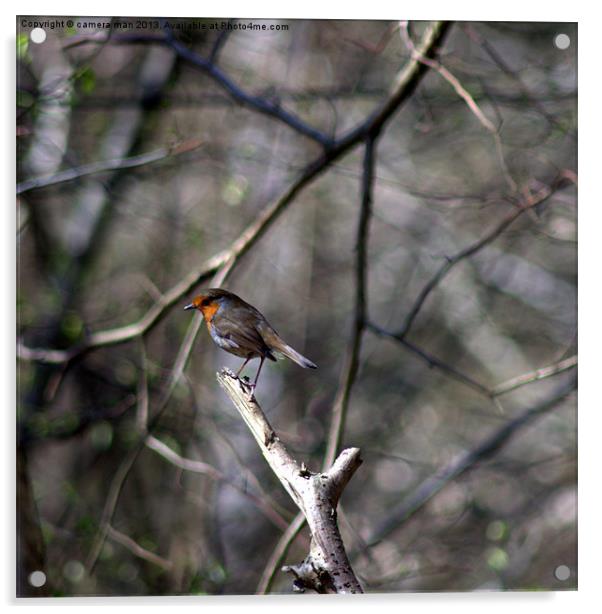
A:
238;375;257;398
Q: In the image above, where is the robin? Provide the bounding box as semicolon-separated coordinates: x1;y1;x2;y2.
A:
184;288;317;389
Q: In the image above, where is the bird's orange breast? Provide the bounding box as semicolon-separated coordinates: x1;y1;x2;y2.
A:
200;301;220;323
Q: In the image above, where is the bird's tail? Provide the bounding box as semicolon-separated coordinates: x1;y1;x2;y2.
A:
259;325;317;369
278;343;318;369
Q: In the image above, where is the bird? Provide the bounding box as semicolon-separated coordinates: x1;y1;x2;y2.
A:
184;288;317;389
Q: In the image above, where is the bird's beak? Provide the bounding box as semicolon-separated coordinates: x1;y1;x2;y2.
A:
184;303;195;311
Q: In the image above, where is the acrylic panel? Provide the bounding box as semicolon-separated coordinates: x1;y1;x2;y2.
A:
16;16;577;597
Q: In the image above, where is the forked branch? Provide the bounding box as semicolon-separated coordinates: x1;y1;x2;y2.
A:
217;369;363;594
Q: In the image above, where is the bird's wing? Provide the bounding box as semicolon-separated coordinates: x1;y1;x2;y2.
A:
212;311;275;358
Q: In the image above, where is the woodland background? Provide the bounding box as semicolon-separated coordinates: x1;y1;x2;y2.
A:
17;18;577;596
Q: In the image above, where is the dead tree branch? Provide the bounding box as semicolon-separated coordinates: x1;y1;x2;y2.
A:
368;324;577;399
217;369;363;594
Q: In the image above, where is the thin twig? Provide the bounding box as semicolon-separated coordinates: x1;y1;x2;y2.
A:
393;175;573;339
323;134;377;470
65;31;334;148
365;377;576;547
209;24;234;63
368;326;576;400
491;355;577;397
145;434;224;479
145;435;290;531
106;525;173;571
85;446;139;572
256;511;306;594
367;323;492;396
17;139;203;194
463;24;574;138
135;338;149;432
400;21;517;194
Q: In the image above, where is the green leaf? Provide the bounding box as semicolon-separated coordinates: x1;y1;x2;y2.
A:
61;311;83;341
76;67;96;94
17;33;29;60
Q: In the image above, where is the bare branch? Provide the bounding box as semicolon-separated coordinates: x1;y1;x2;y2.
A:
463;24;574;139
256;511;305;595
367;323;492;396
354;22;451;139
135;339;149;432
145;434;221;478
107;525;173;571
400;21;517;194
16;139;203;194
166;39;334;148
208;23;234;63
64;30;333;148
393;174;574;340
217;370;363;594
85;447;139;573
323;135;377;470
491;355;577;397
368;328;576;400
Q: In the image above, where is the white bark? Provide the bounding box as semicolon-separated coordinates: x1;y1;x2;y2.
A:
217;369;363;594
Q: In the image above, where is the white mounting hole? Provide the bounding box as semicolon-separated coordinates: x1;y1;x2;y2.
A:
554;564;570;581
28;570;46;587
30;28;47;44
554;33;570;50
